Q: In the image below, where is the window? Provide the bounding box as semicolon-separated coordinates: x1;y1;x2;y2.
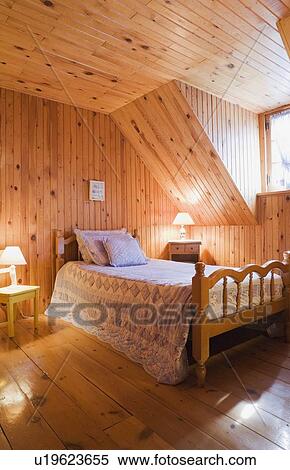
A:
266;109;290;191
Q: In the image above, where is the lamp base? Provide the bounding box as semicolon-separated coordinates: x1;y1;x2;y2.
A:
179;225;186;239
0;265;17;285
9;265;17;285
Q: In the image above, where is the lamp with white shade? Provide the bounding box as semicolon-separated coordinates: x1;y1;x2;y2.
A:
172;212;194;239
0;246;27;285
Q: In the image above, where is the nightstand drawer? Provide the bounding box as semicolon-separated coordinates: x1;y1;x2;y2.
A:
170;244;185;254
185;244;200;254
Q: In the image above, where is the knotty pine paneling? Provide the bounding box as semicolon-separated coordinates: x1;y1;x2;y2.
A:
112;81;256;226
190;192;290;266
178;82;261;211
179;83;289;265
0;88;178;312
0;87;288;321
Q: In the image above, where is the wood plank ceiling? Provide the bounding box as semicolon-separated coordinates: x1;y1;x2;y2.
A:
112;81;256;225
0;0;290;114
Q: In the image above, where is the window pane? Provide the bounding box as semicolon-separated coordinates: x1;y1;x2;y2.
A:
270;111;290;191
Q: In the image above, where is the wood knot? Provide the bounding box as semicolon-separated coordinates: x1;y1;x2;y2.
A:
42;0;54;6
131;120;140;133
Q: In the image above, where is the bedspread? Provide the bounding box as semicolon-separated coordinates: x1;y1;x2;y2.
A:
47;259;283;384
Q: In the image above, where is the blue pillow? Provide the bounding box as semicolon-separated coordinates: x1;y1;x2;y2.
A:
104;236;148;267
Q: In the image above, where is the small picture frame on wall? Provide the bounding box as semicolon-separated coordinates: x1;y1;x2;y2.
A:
89;180;105;201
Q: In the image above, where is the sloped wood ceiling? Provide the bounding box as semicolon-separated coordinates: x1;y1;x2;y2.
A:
178;81;261;211
112;81;256;226
0;0;290;113
278;14;290;60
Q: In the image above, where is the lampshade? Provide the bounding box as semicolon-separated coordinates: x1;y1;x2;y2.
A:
0;246;27;265
172;212;194;226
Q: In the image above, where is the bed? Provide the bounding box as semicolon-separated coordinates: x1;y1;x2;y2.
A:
48;230;290;386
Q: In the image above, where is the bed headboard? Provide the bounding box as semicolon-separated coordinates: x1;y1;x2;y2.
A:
55;229;139;276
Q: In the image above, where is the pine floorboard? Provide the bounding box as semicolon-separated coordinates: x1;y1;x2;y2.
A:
0;316;290;450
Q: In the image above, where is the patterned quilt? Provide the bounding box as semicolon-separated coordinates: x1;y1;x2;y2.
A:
47;260;283;384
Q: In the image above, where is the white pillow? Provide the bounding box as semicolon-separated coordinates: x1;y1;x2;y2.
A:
104;235;148;267
74;229;127;264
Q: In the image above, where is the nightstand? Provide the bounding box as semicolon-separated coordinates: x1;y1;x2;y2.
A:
0;285;40;338
168;240;201;263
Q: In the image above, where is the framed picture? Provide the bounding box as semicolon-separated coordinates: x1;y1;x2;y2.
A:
89;180;105;201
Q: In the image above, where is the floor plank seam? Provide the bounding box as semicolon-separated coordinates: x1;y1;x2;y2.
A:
0;423;12;450
10;326;131;427
68;331;287;450
68;342;231;450
10;318;290;450
0;336;67;449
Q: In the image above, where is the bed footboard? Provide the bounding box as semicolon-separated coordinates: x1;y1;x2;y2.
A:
191;251;290;387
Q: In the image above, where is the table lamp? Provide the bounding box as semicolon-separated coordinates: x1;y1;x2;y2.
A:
172;212;194;239
0;246;27;285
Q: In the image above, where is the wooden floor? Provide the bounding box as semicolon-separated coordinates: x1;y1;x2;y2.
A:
1;316;290;450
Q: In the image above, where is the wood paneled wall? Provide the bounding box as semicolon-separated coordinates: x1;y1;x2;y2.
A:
178;82;261;210
0;85;288;319
190;191;290;266
0;88;178;311
112;81;256;226
178;84;289;266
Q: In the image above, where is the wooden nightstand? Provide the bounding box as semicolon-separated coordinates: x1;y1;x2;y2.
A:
168;240;201;263
0;285;40;338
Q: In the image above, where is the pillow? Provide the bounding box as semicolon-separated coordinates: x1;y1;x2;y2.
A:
104;235;148;267
74;229;127;264
85;232;133;266
84;237;109;266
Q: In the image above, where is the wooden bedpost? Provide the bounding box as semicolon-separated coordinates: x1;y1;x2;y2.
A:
55;231;78;277
283;251;290;343
192;262;210;387
133;228;139;240
55;231;65;274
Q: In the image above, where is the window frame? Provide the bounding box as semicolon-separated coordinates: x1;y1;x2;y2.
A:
262;105;290;193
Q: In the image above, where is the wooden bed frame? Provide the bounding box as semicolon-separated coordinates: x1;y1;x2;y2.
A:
55;230;290;387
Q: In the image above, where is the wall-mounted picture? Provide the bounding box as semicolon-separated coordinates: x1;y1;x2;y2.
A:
89;180;105;201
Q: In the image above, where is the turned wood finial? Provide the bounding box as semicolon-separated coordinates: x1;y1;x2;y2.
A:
133;228;139;239
283;251;290;265
195;262;205;278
